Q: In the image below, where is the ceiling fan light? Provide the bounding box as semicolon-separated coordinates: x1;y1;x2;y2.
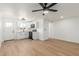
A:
43;10;49;14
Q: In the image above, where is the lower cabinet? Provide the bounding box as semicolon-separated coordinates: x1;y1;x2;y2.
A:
33;32;39;40
16;31;29;39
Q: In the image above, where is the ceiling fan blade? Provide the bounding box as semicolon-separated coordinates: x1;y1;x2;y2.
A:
44;3;47;7
47;3;57;9
48;9;58;12
32;9;43;12
39;3;45;9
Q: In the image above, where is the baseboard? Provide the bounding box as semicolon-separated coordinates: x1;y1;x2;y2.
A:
39;39;48;41
48;37;58;40
49;37;79;44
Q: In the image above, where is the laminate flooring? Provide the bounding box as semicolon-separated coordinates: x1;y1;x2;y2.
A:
0;39;79;56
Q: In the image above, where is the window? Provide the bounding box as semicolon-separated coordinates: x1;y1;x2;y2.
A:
5;22;13;27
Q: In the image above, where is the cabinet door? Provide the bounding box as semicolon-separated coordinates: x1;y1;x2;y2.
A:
33;32;39;40
16;32;29;39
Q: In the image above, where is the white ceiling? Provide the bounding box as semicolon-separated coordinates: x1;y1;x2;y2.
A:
0;3;79;21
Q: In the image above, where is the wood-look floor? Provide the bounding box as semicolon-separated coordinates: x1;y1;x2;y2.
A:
0;39;79;56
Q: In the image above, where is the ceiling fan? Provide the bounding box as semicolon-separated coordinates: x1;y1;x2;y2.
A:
32;3;58;15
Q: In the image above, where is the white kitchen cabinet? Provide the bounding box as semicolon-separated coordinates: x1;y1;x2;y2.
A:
16;31;29;39
33;32;39;40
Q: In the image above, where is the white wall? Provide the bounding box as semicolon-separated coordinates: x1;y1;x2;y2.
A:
0;4;41;42
0;4;27;42
2;16;17;40
37;19;44;40
36;19;49;40
52;17;79;43
49;22;54;38
43;19;49;40
0;17;2;42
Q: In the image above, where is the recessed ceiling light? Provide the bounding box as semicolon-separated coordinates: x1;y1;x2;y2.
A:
60;16;64;19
